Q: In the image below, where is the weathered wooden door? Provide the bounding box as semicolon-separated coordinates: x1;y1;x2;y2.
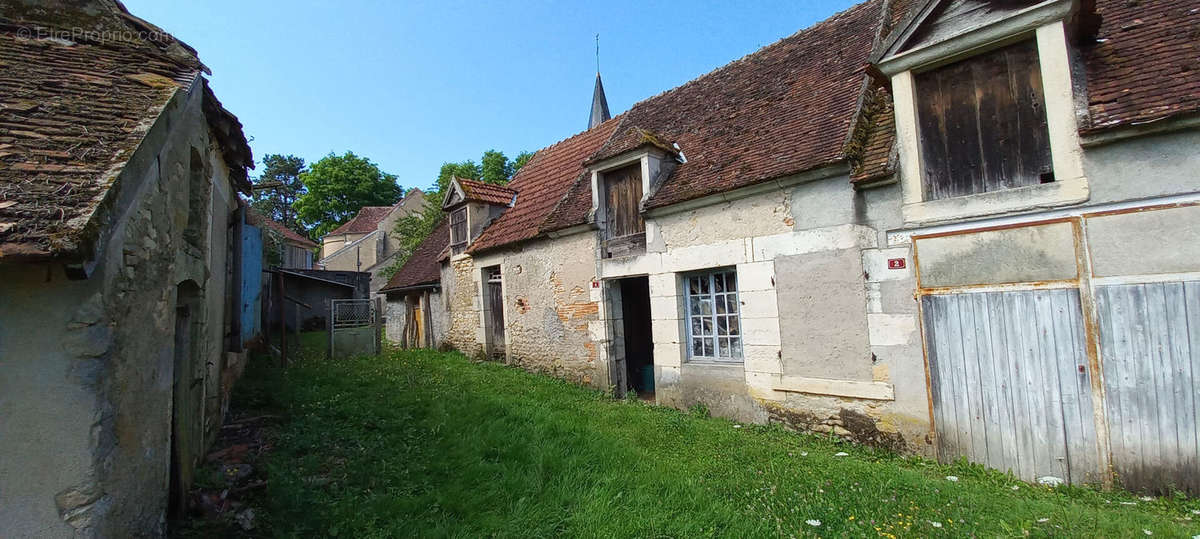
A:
1094;281;1200;493
604;163;644;239
486;267;505;354
922;289;1100;484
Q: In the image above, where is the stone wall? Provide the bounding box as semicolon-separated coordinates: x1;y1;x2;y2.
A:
0;81;244;536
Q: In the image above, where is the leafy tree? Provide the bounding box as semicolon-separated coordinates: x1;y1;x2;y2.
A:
481;150;511;185
512;151;534;174
434;160;481;193
250;154;307;235
294;152;404;238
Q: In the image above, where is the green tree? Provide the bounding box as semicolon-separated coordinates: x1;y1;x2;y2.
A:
512;151;534;174
294;152;404;238
250;154;307;235
481;150;510;185
434;160;481;192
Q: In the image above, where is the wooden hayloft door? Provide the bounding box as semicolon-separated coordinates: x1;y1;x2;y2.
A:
602;163;645;257
485;266;505;357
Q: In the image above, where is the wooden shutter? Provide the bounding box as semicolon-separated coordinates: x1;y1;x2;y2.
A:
914;39;1053;201
604;164;645;239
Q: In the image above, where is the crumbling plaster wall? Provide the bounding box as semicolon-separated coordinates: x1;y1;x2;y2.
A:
0;83;241;537
596;172;931;454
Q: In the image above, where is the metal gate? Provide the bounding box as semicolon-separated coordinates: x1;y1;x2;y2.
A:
329;298;381;359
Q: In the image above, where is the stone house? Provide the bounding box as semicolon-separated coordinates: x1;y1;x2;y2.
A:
0;2;257;535
432;0;1200;494
317;189;427;292
382;220;451;348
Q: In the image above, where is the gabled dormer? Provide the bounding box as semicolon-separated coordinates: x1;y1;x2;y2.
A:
873;0;1099;224
585;126;680;258
442;177;517;255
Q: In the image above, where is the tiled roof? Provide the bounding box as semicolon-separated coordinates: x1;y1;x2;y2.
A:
0;5;252;261
467;117;620;253
849;86;896;184
630;0;885;209
1081;0;1200;132
381;219;449;291
327;206;394;236
455;178;516;206
248;209;317;249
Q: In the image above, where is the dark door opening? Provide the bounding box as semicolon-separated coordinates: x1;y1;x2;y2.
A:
619;277;654;400
169;281;201;519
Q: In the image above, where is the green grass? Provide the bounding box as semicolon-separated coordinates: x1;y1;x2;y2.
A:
245;347;1200;537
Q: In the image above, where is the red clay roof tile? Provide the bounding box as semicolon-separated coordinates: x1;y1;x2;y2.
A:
381;219;449;291
455;178;516;206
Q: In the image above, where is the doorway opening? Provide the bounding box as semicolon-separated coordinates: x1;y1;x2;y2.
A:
170;280;202;518
617;277;654;400
483;265;505;360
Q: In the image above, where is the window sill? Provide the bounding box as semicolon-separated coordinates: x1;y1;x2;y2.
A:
903;176;1088;226
684;359;744;367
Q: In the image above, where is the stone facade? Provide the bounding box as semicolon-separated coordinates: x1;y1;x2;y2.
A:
0;79;246;537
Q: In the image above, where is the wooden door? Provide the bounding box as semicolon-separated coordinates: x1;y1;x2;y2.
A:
604;163;644;240
922;289;1100;484
486;268;505;353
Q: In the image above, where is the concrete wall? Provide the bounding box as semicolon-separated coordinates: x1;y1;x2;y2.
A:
0;81;244;537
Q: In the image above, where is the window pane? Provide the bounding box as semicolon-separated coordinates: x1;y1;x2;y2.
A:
725;271;737;291
692;338;705;357
715;295;727;314
730;337;742;358
718;337;731;358
701;317;713;336
726;293;739;315
699;276;710;294
713;273;725;293
690;317;702;336
698;299;712;316
727;316;739;336
716;316;728;334
689;277;701;295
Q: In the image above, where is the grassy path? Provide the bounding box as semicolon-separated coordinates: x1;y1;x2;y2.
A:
240;349;1200;537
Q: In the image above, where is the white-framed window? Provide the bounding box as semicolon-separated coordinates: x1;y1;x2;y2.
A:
684;269;742;362
449;207;468;248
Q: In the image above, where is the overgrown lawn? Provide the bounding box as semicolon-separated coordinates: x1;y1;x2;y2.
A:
245;349;1200;537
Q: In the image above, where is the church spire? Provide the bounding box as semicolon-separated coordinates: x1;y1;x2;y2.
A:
589;34;610;129
589;73;611;129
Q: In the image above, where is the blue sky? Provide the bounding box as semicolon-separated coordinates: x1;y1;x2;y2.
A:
123;0;858;192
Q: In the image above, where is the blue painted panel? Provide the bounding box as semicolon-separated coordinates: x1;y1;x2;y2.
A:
241;224;263;344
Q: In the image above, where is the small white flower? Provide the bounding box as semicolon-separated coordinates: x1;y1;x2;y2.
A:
834;452;848;457
800;451;808;457
805;519;821;527
1120;501;1138;506
1011;485;1020;490
945;476;959;482
1037;476;1064;487
930;521;943;528
1037;518;1050;523
1193;510;1200;515
1143;530;1152;536
733;424;742;429
1140;496;1153;501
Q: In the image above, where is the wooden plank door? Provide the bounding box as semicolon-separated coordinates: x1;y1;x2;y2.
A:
604;163;644;240
1095;281;1200;494
486;268;505;354
922;289;1099;484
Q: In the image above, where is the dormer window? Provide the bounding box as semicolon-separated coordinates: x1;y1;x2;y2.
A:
876;0;1089;224
914;39;1053;201
449;207;468;249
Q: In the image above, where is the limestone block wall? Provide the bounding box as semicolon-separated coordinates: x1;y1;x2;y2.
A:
596;173;933;454
443;256;484;358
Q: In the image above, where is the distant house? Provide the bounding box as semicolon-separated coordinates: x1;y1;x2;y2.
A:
249;210;317;269
432;0;1200;495
0;2;257;535
317;189;426;291
382;220;451;348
